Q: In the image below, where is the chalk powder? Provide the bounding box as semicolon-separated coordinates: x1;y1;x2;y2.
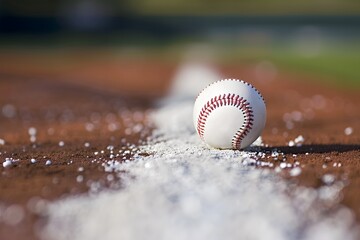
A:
41;100;358;240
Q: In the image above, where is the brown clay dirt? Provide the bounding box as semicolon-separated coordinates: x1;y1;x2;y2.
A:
0;50;359;240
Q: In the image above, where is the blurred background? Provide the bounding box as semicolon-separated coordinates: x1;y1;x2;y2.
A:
0;0;359;95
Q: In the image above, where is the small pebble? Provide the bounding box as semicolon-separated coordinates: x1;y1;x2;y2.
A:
30;136;36;143
322;174;335;185
45;160;52;166
294;135;304;146
279;162;287;169
3;159;12;168
344;127;353;136
28;127;37;136
290;167;302;177
76;175;84;183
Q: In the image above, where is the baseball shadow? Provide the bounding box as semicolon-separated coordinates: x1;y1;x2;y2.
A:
247;144;360;154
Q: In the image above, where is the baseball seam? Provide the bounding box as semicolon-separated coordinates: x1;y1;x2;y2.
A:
197;93;254;149
195;79;265;104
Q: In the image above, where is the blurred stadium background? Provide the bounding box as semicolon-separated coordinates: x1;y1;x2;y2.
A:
0;0;359;88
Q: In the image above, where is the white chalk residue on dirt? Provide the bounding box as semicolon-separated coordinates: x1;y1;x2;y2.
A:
41;102;358;240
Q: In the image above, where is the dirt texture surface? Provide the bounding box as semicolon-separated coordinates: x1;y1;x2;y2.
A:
0;52;359;239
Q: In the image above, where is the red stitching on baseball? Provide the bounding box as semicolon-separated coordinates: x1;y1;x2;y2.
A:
232;109;254;149
197;93;254;149
195;79;265;104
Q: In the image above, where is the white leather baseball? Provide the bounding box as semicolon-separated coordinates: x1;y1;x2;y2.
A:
193;79;266;150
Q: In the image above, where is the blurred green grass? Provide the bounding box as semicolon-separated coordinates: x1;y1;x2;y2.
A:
219;42;360;88
0;39;359;88
269;46;359;87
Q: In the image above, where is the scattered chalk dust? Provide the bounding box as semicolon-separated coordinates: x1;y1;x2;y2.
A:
40;100;359;240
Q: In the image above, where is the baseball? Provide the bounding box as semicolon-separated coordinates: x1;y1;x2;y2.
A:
193;79;266;150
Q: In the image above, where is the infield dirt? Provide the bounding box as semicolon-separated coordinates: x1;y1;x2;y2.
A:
0;53;359;239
